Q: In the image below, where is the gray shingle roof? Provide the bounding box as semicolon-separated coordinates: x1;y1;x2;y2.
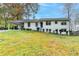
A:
10;18;70;24
24;18;70;22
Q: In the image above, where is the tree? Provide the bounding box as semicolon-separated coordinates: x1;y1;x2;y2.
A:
62;3;76;31
4;3;39;20
0;4;9;28
0;3;39;29
63;3;74;19
23;3;39;20
30;3;39;19
4;3;24;20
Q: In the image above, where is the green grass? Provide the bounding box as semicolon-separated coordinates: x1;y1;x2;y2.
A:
0;30;79;56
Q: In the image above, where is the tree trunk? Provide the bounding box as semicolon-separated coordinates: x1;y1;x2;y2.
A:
4;14;7;29
67;8;71;35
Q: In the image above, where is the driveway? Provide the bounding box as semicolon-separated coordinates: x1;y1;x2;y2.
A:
0;30;8;32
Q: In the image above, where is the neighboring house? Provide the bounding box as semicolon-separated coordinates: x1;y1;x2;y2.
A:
71;20;79;31
70;25;79;35
10;18;70;35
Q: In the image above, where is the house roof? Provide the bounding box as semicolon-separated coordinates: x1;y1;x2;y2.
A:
24;18;70;23
10;18;70;24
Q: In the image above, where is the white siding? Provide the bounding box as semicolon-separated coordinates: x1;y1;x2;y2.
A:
41;21;69;32
24;22;37;30
24;21;70;34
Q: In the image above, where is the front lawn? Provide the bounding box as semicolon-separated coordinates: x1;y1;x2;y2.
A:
0;30;79;56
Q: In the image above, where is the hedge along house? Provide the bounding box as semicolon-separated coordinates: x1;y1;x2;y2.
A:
10;18;70;35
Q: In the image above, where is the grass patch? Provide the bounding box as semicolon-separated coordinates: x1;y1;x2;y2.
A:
0;30;79;56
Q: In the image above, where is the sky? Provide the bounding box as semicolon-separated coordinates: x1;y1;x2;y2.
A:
35;3;65;19
35;3;79;19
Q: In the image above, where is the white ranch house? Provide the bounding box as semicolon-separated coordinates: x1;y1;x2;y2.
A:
10;18;70;35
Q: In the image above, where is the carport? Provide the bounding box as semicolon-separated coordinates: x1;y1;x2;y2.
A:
10;20;25;30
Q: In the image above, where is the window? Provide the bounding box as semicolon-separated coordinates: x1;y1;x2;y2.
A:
56;29;58;31
63;29;66;32
43;29;44;32
40;22;43;27
46;21;51;25
46;21;48;25
61;21;67;25
36;22;38;27
28;22;30;27
60;29;66;32
46;29;48;32
49;29;51;33
55;29;58;34
55;21;58;24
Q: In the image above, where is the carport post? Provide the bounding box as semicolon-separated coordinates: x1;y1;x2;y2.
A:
18;25;21;30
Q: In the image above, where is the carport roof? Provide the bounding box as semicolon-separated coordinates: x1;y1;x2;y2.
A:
10;20;25;24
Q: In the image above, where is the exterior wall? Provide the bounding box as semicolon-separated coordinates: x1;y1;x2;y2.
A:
40;21;69;34
24;22;37;30
24;21;70;35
